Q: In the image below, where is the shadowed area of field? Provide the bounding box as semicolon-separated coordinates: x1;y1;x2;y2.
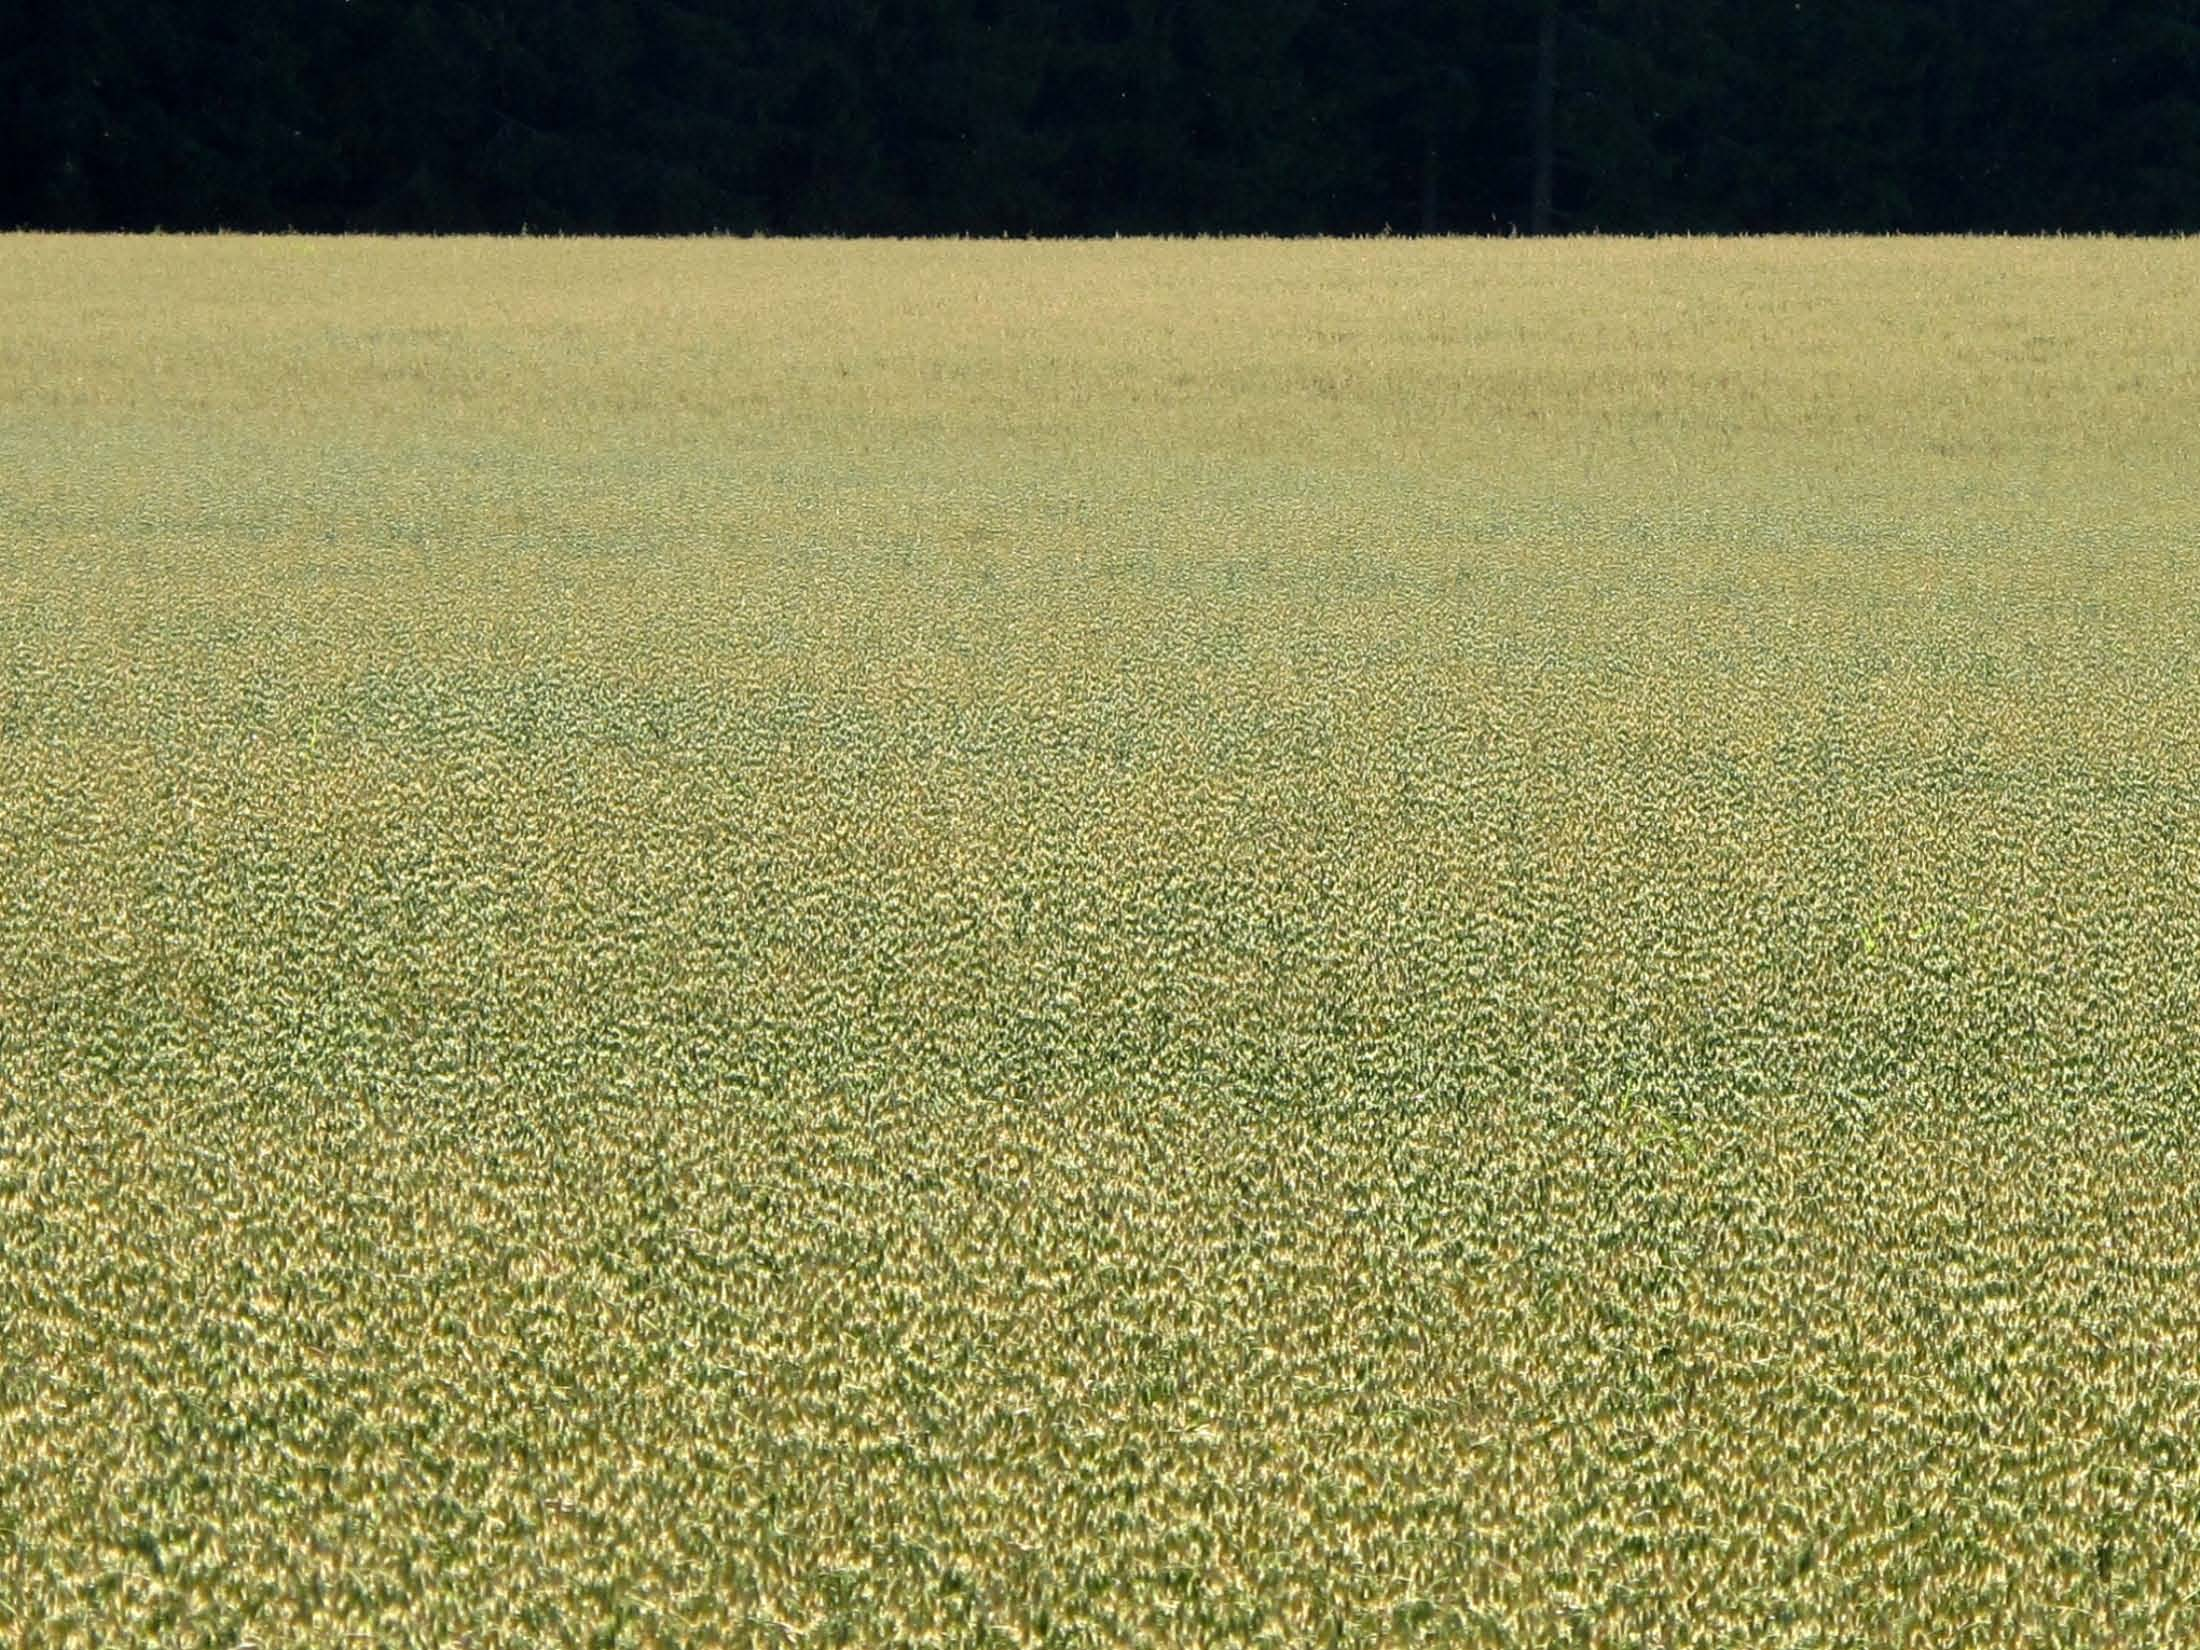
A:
3;237;2198;1647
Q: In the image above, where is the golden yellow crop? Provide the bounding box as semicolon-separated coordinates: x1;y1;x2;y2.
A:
2;235;2197;1647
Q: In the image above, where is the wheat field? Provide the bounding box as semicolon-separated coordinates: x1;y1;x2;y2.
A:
3;236;2199;1647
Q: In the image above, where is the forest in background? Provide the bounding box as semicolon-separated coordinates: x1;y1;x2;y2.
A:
6;0;2199;235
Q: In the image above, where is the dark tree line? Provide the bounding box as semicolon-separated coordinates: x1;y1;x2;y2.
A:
5;0;2198;234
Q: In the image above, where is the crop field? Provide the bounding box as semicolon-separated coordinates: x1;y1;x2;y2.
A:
3;236;2199;1647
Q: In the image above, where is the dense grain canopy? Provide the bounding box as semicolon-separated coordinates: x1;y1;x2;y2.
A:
3;237;2199;1646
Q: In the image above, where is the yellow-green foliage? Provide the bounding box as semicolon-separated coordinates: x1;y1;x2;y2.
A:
3;236;2199;1647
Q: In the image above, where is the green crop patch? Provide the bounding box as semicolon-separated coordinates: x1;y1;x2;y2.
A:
2;235;2198;1647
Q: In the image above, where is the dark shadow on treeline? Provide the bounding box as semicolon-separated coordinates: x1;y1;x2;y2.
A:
5;0;2198;236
